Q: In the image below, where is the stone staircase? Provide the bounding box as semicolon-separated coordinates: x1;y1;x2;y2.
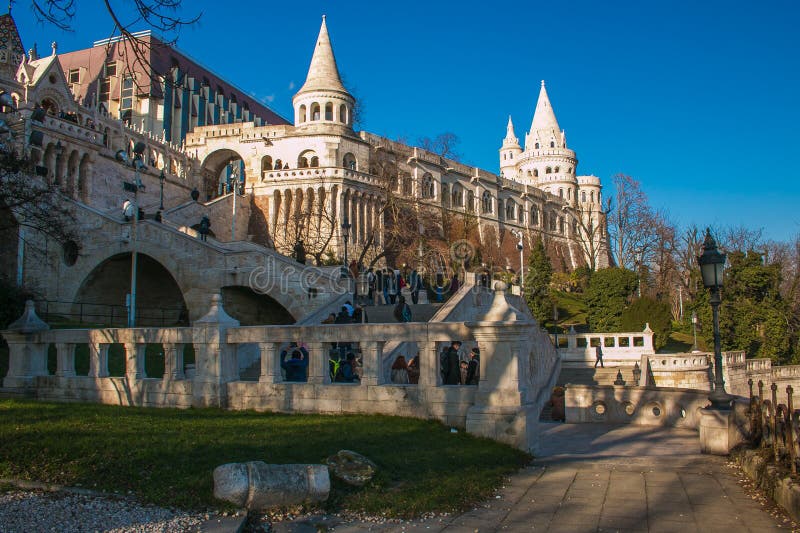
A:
539;365;640;422
361;303;443;324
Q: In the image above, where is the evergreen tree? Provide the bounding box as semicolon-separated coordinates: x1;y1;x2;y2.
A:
523;237;553;326
620;297;673;350
585;268;638;332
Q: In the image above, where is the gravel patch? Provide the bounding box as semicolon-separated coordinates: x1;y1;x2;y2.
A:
0;489;209;532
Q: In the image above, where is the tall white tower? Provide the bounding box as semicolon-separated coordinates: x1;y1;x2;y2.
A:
292;16;355;133
499;115;522;179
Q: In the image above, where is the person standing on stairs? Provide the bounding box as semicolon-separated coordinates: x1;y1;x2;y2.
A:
594;344;605;368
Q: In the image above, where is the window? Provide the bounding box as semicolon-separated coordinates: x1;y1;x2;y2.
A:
99;78;111;102
481;191;493;214
546;167;552;174
451;184;464;207
555;166;560;173
550;141;555;148
505;200;516;220
403;176;413;195
581;191;586;202
509;152;513;159
558;188;563;198
261;156;273;172
467;190;475;212
535;142;540;149
421;174;434;198
105;62;117;77
343;153;357;170
311;102;320;120
534;169;539;177
559;217;565;234
325;102;333;120
441;183;450;207
531;207;539;225
339;104;347;124
68;69;80;84
299;104;307;123
310;156;319;167
121;76;134;112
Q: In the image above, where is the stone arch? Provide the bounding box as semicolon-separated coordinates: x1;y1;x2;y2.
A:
221;286;294;326
73;252;189;327
310;102;321;121
324;102;333;121
77;153;90;202
298;104;307;123
343;152;357;170
199;148;246;199
339;103;347;124
66;149;80;197
298;149;316;169
261;155;273;173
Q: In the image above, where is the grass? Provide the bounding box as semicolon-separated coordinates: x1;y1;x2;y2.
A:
661;331;708;353
553;290;588;332
0;400;529;516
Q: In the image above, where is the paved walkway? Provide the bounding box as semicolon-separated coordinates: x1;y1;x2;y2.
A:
274;424;796;533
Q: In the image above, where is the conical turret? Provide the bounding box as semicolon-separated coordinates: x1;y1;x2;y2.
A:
530;80;560;133
292;16;355;129
0;11;25;80
502;115;520;147
499;115;522;179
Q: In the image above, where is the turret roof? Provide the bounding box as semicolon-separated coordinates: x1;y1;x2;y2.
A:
0;12;24;55
530;80;561;134
503;115;520;147
296;16;350;96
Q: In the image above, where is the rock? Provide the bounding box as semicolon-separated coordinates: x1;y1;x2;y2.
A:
213;462;329;511
325;450;377;486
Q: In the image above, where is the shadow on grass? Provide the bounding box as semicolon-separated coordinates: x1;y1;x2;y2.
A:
0;400;529;517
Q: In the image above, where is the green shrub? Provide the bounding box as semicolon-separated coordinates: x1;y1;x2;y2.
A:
621;297;673;350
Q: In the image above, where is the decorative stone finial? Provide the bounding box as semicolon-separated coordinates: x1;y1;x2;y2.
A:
7;300;49;333
482;282;527;322
194;293;239;326
643;322;653;334
541;79;545;87
50;41;57;56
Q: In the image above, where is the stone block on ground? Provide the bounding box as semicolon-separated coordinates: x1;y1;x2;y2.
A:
325;450;378;486
213;462;329;510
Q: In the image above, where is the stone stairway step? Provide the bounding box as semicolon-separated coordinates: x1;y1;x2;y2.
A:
557;367;638;387
361;303;443;323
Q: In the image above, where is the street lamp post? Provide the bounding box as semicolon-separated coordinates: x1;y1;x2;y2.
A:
341;215;351;268
697;228;731;409
511;229;524;291
159;169;165;210
115;143;146;328
230;165;242;241
691;311;699;352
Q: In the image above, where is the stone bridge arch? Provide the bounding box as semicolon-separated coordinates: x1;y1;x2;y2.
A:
198;146;253;200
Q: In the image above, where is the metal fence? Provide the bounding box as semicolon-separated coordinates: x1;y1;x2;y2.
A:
34;300;187;328
748;378;799;474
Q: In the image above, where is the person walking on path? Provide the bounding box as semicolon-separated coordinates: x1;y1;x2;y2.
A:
594;344;605;368
393;295;412;322
409;268;423;304
443;341;462;385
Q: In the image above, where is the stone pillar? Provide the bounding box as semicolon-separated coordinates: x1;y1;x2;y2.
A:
55;343;76;377
192;293;240;408
418;341;440;387
89;343;110;378
306;341;325;384
124;342;145;380
360;341;384;386
1;300;50;391
465;283;535;451
699;407;743;456
258;341;280;383
164;342;185;380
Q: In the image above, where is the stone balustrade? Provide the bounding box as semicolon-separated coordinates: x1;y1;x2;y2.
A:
557;327;655;364
2;286;557;451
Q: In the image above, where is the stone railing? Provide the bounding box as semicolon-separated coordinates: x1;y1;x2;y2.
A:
2;286;552;451
557;327;655;364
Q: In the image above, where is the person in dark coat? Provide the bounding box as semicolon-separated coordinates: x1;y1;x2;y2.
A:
443;341;462;385
466;347;480;385
393;295;412;322
281;348;308;382
409;269;423;304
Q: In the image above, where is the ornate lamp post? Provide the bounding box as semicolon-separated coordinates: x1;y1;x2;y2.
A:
159;169;166;210
511;229;524;291
341;215;351;268
691;311;699;352
115;142;146;328
697;228;731;408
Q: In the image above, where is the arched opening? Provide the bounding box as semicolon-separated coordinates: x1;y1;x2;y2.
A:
221;286;294;325
550;141;555;148
200;148;246;200
534;142;540;149
343;152;357;170
78;153;90;201
421;173;434;198
466;190;475;212
324;102;333;121
74;253;188;327
311;102;320;121
533;168;539;177
298;150;316;169
261;155;273;172
298;104;307;123
339;104;347;124
310;156;319;167
546;167;552;174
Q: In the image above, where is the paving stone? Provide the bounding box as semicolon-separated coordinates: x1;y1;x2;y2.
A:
646;521;699;533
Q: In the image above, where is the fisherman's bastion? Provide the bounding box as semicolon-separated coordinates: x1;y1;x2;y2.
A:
0;12;610;326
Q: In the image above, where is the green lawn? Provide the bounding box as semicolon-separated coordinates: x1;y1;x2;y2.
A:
0;400;529;516
553;290;588;332
661;330;708;353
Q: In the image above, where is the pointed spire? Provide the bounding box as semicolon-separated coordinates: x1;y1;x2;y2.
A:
530;80;561;134
503;115;520;147
297;15;349;96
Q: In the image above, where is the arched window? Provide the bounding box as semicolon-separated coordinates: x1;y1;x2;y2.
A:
421;173;434;198
467;190;475;212
567;189;571;200
531;207;539;225
481;191;493;214
555;166;560;173
549;213;557;232
343;152;357;170
403;175;413;196
526;170;532;177
325;102;333;120
452;184;464;207
533;168;539;177
568;167;572;173
581;191;586;202
503;153;506;161
591;191;595;202
339;104;347;123
535;142;540;149
261;155;273;172
310;156;319;167
558;188;563;198
497;198;504;216
298;156;309;168
550;141;555;148
275;159;283;170
310;103;320;120
441;183;450;207
509;152;513;159
559;216;565;234
505;200;516;220
546;167;552;174
298;105;307;123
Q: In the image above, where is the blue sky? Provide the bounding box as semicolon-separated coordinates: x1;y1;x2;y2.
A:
13;0;800;242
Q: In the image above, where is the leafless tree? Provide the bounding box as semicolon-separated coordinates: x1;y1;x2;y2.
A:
418;132;461;162
565;200;611;271
607;173;663;271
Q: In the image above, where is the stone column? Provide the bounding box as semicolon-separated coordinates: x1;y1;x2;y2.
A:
1;300;50;391
164;342;185;380
418;341;440;387
88;343;110;378
258;341;280;383
305;341;325;384
191;293;240;408
360;341;384;386
55;342;76;377
124;342;145;381
465;283;535;451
